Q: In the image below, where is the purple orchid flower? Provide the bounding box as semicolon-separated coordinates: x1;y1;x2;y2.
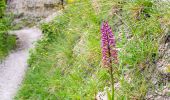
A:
101;21;118;68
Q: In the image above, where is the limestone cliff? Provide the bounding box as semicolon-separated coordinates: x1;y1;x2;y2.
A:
7;0;62;18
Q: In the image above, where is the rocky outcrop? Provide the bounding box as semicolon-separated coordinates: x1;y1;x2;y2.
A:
7;0;62;18
145;29;170;100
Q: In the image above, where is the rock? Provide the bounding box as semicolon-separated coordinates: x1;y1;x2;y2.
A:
157;34;170;76
145;31;170;100
7;0;62;28
7;0;61;18
96;87;110;100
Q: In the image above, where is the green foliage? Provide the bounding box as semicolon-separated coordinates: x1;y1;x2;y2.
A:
0;16;16;60
0;1;16;60
16;0;169;99
0;0;5;17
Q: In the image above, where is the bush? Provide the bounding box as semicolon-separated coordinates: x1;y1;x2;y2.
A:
0;0;16;60
0;0;5;17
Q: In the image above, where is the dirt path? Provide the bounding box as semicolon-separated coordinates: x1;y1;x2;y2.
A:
0;28;42;100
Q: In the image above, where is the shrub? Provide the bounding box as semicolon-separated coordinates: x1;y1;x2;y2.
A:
0;0;16;60
0;0;5;17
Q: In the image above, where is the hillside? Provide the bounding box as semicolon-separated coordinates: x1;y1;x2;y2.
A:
0;0;170;100
15;0;170;99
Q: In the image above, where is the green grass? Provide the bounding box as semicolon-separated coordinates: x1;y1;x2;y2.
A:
0;0;16;60
16;0;170;99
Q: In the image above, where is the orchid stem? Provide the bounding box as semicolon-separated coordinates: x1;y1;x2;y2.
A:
110;66;114;100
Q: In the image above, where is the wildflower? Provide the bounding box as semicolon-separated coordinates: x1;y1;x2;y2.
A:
101;21;118;99
101;21;118;68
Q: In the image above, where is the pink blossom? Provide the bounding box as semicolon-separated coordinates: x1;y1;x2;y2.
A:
101;21;118;68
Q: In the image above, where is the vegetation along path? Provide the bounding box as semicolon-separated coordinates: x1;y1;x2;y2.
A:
0;28;42;100
0;8;61;99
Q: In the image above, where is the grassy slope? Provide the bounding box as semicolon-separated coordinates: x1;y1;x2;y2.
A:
16;0;169;99
0;0;16;60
